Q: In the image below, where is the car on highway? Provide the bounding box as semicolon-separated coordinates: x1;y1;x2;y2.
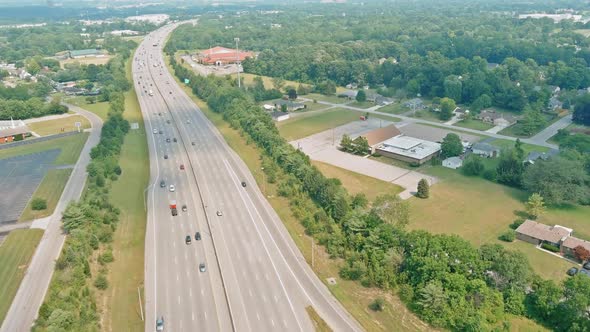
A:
567;267;579;276
182;204;187;212
166;138;171;143
160;180;165;188
180;164;185;170
173;138;177;142
153;129;158;134
241;181;247;187
171;209;178;216
199;263;206;273
186;120;191;124
191;142;195;146
169;185;175;192
195;232;201;241
158;112;162;116
185;235;191;245
166;120;170;124
156;317;164;331
169;91;172;94
216;211;222;216
159;130;163;134
164;155;168;159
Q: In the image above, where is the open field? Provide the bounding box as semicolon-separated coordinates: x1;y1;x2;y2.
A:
60;55;113;68
66;96;110;121
0;229;44;323
19;169;72;222
349;101;375;109
277;108;361;141
377;103;409;115
499;114;560;138
312;161;403;201
27;115;91;136
300;101;332;112
490;139;550;154
408;166;590;282
454;119;494;131
574;29;590;37
100;58;148;331
411;109;444;123
0;133;89;165
306;93;349;104
239;73;310;90
167;57;433;331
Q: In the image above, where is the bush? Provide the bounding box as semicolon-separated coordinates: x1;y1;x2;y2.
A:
95;174;105;187
416;179;429;198
98;250;114;265
509;219;525;230
541;243;560;253
114;165;122;175
31;198;47;210
409;161;421;167
398;284;414;303
369;297;385;311
94;274;109;290
499;230;516;242
483;169;497;181
462;155;484;176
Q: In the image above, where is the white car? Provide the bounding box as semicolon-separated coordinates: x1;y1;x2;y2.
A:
169;185;175;192
216;211;222;216
153;129;158;134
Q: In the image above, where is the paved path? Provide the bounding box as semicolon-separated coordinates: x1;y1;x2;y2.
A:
529;114;572;145
0;221;32;233
1;104;103;332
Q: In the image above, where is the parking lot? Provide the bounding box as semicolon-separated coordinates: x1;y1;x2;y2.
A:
0;149;60;224
290;119;436;199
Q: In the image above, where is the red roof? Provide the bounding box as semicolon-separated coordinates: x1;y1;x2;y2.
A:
198;46;253;64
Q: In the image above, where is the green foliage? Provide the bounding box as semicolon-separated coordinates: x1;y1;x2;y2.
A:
519;106;546;136
573;94;590;126
525;193;545;219
496;149;524;187
541;243;560;253
523;157;589;205
31;198;47;211
509;219;525;230
416;179;429;198
499;230;515;242
369;297;385;311
440;133;462;158
439;97;455;120
462;155;484;176
355;89;366;102
94;274;109;290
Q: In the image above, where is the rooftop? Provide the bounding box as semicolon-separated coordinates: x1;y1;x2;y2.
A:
562;237;590;251
69;49;101;57
515;220;572;244
361;124;401;146
377;135;441;160
472;142;500;153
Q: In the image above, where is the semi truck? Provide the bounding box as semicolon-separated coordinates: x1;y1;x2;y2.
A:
170;200;178;216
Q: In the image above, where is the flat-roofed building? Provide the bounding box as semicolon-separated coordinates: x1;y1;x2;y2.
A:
376;135;441;164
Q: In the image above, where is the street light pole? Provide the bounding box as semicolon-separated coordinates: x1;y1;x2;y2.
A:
234;37;241;88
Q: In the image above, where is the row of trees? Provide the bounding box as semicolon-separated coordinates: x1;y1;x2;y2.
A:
0;96;67;120
34;47;133;331
169;46;590;331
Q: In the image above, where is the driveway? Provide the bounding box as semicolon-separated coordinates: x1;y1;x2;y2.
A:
529;114;573;145
290;120;436;199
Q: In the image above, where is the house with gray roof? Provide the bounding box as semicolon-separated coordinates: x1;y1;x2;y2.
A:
404;98;425;110
471;142;501;158
548;96;563;111
338;90;358;100
272;99;305;112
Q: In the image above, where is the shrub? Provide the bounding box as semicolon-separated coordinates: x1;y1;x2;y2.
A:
462;155;484;176
398;284;414;303
94;274;109;290
113;165;122;175
31;198;47;210
369;297;385;311
98;250;114;265
499;230;516;242
416;179;430;198
509;219;525;230
409;161;421;167
483;169;497;181
95;174;105;187
541;243;560;253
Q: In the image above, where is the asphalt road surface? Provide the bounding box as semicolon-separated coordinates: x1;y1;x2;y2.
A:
139;23;362;332
1;107;103;332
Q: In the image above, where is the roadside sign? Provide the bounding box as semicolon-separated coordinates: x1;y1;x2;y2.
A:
74;122;81;132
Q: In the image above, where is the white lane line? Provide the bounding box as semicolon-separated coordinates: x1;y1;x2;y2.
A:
174;257;177;265
192;313;195;321
201;289;204;296
257;313;260;321
189;288;192;297
178;296;181;305
271;319;275;327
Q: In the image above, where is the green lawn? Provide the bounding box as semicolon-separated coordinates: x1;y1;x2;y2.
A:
306;93;349;104
377;103;410;115
102;57;149;332
299;101;332;112
498;114;560;138
411;109;444;123
277;108;361;141
312;161;403;201
19;169;72;222
66;96;110;121
0;229;44;323
454;119;494;131
0;133;88;165
27;115;91;136
349;101;375;109
407;166;589;282
490;139;550;154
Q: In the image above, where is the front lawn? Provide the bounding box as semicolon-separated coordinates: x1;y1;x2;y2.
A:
377;103;410;115
306;93;349;104
66;96;110;121
277;108;360;141
498;114;560;138
349;101;375;109
27;115;91;136
454;119;494;131
490;139;550;154
411;109;444;123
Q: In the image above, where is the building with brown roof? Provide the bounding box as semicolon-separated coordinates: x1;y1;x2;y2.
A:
360;124;401;153
197;46;254;66
477;109;519;126
561;237;590;259
0;120;29;144
515;220;572;246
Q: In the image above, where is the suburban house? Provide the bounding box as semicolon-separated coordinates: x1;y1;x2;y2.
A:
516;220;590;260
69;49;102;59
360;124;401;154
374;95;394;106
547;85;561;95
477;109;518;126
442;156;463;169
196;46;254;66
548;96;563;111
0;120;29;144
471;142;501;158
270;111;290;122
271;99;305;112
345;83;358;89
525;150;558;164
338;90;357;100
404;98;425;110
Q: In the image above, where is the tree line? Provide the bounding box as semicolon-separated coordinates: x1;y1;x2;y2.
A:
168;46;590;331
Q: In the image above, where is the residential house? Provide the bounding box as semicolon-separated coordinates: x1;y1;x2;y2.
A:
404;98;425;110
453;107;469;118
345;83;358;89
374;95;394;106
442;156;463;169
270;111;290;122
561;237;590;259
525;149;558;164
272;99;305;112
477;109;518;126
548;96;563;111
0;120;29;144
515;220;572;247
471;142;501;158
547;85;561;95
338;90;357;100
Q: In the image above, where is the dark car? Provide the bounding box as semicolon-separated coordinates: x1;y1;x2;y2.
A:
159;130;163;134
156;317;164;331
195;232;201;241
169;91;172;94
583;261;590;270
180;164;185;170
185;235;191;245
171;208;178;216
579;269;590;278
160;180;165;188
164;155;168;159
181;204;187;212
166;138;171;143
191;142;195;146
173;138;177;142
567;267;579;276
241;181;247;187
167;120;171;124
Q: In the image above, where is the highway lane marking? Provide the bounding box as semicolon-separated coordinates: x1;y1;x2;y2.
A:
177;274;179;282
271;319;275;327
192;313;195;321
201;289;204;296
189;288;192;297
249;289;252;298
178;296;181;305
257;313;260;321
174;257;178;265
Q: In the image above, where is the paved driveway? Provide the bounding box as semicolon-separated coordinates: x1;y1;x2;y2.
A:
290;120;436;199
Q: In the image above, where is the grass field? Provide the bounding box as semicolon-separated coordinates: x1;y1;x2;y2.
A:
100;57;149;332
27;115;91;136
490;139;550;154
454;119;494;131
19;169;72;222
0;229;44;323
60;55;113;68
241;73;310;90
277;108;361;141
407;166;589;282
0;133;88;165
306;306;333;332
349;101;375;109
312;161;403;201
377;103;409;115
66;96;110;121
499;114;560;138
300;101;332;112
411;109;444;123
306;93;349;104
168;58;433;332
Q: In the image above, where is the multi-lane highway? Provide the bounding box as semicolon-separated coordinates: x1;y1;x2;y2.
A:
136;23;363;332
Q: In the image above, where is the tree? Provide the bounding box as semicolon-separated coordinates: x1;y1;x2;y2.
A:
356;89;367;102
520;106;546;136
272;77;285;91
523;157;589;205
416;282;447;312
416;179;429;198
514;138;524;160
462;155;484;176
94;274;109;290
496;149;524;187
352;136;370;155
287;88;297;100
525;193;545;219
439;97;456;120
372;194;410;228
86;96;96;104
369;297;385;311
443;75;462;102
340;134;354;152
351;193;368;209
440;133;462;158
573;94;590;125
31;198;47;210
573;245;590;262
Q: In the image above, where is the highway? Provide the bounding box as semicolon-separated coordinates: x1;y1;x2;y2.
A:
138;23;363;332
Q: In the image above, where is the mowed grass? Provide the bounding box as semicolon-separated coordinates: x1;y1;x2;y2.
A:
0;229;44;323
408;166;589;282
377;103;409;115
306;306;333;332
101;57;149;332
0;133;88;165
349;101;375;109
277;108;361;141
27;115;91;136
312;161;403;201
306;93;349;104
241;73;310;90
490;139;550;154
66;96;110;121
167;61;434;332
59;55;113;68
454;119;494;131
19;169;72;222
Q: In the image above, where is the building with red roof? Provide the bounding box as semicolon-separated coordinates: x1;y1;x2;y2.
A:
197;46;254;66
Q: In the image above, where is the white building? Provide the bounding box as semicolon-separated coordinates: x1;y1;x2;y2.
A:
443;156;463;169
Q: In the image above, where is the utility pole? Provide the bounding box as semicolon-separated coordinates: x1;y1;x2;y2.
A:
234;37;241;88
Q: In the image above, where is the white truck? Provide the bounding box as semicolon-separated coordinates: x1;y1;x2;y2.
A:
148;90;154;96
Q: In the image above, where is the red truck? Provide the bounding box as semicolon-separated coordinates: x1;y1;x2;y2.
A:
170;200;178;216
